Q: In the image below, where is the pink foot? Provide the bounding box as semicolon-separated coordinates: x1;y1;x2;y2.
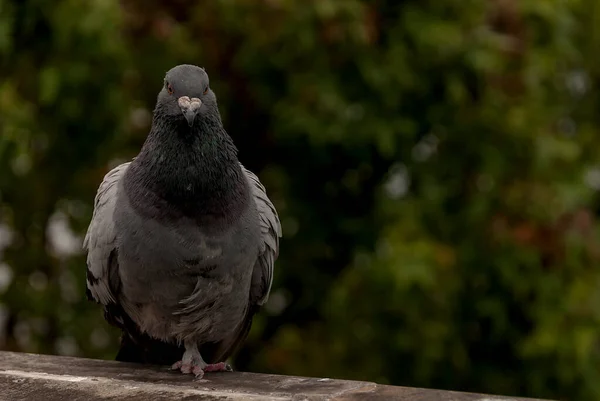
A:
192;365;205;378
204;362;233;372
171;360;205;378
170;360;232;378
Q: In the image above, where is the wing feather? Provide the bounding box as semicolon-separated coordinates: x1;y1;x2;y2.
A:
241;164;282;306
83;162;130;305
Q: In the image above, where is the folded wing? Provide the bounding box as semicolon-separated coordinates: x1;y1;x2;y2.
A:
242;164;282;306
83;162;130;308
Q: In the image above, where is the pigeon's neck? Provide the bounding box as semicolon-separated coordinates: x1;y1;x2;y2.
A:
128;121;249;221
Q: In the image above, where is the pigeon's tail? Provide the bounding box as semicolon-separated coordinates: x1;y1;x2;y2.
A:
105;295;259;366
111;304;259;367
116;331;185;366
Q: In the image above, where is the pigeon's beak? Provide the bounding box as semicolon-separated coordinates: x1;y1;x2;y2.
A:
178;96;202;127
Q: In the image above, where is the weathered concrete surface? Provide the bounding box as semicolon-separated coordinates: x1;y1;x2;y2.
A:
0;351;553;401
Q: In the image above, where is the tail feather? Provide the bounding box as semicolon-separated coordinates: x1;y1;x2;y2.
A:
116;332;184;366
108;303;259;366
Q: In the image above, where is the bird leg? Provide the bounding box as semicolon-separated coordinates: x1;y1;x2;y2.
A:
171;340;232;378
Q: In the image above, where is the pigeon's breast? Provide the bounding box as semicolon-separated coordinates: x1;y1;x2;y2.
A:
112;179;261;341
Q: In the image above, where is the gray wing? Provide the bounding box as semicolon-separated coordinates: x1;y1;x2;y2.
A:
83;162;130;305
241;164;282;306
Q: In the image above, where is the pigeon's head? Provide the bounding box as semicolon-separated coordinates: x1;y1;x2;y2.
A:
156;64;218;128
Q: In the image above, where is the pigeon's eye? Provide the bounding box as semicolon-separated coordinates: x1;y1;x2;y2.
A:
203;86;209;95
166;83;174;95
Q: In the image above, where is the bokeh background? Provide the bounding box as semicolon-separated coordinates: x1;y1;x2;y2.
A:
1;1;600;400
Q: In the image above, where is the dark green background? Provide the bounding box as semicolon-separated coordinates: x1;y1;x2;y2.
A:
1;1;600;400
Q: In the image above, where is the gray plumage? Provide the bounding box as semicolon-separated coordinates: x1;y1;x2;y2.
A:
83;64;281;377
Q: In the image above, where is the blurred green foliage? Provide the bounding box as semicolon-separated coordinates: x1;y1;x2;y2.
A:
1;0;600;400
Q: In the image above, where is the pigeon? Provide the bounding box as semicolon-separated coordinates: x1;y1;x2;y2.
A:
83;64;281;378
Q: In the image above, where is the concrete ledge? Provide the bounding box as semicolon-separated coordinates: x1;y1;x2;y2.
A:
0;351;552;400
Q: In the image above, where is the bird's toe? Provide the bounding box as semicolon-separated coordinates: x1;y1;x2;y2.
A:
203;362;232;373
192;365;205;379
180;363;193;374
